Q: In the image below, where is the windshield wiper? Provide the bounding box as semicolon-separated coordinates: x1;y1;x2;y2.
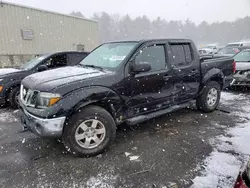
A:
78;64;103;70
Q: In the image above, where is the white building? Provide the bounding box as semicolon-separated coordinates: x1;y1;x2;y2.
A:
0;1;99;67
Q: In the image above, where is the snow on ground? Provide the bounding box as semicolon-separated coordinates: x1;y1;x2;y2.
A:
220;92;247;105
0;110;18;123
191;92;250;188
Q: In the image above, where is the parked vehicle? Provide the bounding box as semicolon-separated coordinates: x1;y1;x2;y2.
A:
234;159;250;188
19;39;234;157
0;51;89;108
231;49;250;86
198;43;219;55
215;46;250;57
227;41;250;47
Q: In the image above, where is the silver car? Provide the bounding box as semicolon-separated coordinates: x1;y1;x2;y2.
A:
232;49;250;86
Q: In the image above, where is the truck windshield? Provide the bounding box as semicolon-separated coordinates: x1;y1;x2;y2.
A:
79;42;137;69
20;54;49;70
234;51;250;62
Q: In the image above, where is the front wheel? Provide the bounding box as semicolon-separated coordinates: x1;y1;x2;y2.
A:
62;105;116;157
196;81;221;113
9;87;20;109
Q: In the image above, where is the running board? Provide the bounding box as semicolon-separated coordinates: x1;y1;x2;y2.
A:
126;101;194;125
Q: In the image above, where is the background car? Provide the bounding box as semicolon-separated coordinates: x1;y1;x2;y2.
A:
198;43;219;55
234;159;250;188
0;51;89;108
231;49;250;86
215;46;250;57
227;41;250;47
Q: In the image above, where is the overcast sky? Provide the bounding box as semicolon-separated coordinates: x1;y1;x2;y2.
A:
5;0;250;24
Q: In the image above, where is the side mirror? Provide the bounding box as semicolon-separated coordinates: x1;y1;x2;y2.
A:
37;65;48;72
132;62;151;73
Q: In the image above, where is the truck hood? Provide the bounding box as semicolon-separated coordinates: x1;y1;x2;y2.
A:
0;68;21;76
236;62;250;71
22;66;113;92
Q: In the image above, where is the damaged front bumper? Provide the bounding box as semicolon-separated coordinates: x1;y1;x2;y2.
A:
20;108;66;137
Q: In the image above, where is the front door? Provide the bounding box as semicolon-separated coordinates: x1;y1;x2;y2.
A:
125;42;174;117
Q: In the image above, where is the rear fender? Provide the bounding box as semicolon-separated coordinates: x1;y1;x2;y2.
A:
199;68;225;95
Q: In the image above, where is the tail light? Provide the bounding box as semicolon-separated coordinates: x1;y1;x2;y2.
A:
233;60;236;74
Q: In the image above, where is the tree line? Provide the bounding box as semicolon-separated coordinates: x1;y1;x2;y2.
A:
71;11;250;47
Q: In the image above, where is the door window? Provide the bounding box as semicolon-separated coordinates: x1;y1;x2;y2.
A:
135;45;166;72
44;54;67;69
170;44;193;68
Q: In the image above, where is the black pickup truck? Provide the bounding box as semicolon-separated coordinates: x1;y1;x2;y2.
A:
19;39;234;156
0;51;89;108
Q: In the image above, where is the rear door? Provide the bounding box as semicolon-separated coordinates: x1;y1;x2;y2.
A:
169;42;201;103
126;42;175;116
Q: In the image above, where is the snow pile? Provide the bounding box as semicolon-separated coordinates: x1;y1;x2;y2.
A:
191;92;250;188
191;152;241;188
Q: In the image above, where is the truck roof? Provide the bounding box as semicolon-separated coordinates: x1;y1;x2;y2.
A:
105;39;193;44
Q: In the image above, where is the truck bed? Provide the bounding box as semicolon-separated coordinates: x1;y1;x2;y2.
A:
201;56;234;88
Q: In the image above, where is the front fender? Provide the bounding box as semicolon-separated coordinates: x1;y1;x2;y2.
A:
23;86;123;119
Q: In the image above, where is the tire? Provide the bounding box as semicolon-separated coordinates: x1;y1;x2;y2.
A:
62;105;116;157
196;81;221;113
9;87;20;109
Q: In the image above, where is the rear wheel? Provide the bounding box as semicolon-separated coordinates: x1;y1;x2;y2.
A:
9;87;20;109
196;81;221;113
62;105;116;157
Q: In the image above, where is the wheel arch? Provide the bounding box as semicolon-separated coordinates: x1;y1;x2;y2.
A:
202;68;225;89
65;86;124;123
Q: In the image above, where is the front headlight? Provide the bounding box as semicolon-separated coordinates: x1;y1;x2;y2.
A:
36;92;61;108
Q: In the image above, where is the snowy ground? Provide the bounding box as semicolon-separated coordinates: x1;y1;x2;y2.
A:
191;91;250;188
